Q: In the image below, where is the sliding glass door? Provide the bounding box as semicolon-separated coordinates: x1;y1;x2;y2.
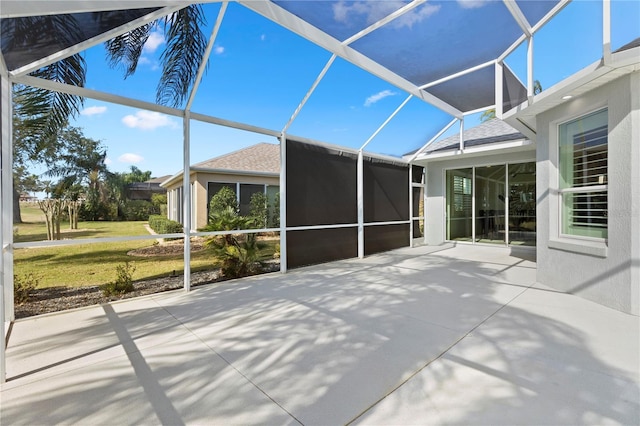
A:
508;162;536;246
475;165;506;244
445;162;535;246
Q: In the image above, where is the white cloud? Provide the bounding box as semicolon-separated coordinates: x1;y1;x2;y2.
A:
118;153;144;164
260;34;266;41
333;1;439;29
122;110;177;130
214;45;225;55
104;157;112;165
457;0;490;9
364;90;397;107
143;31;165;53
80;105;107;116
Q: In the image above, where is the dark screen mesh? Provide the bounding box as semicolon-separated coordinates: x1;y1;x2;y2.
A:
364;224;409;255
1;9;160;71
286;140;357;226
287;228;357;268
363;157;409;223
412;165;425;183
207;182;236;219
413;220;423;238
240;184;264;216
503;66;528;112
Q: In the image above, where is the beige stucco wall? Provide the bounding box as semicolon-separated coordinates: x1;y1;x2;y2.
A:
536;71;639;316
164;171;279;230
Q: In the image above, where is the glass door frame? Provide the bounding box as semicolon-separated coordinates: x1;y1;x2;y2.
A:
444;161;535;247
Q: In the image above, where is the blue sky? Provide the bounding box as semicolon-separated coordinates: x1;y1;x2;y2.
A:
68;0;639;179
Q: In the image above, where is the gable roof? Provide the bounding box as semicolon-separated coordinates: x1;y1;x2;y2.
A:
421;118;528;155
192;143;280;174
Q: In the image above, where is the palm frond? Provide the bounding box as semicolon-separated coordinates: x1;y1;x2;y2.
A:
157;5;208;107
104;24;152;77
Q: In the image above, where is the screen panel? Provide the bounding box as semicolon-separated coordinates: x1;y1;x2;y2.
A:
364;224;409;256
286;140;358;227
287;227;357;268
363;157;409;223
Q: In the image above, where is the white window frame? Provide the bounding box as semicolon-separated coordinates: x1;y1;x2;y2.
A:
548;106;609;258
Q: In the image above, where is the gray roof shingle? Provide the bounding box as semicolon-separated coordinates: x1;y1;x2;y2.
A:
192;143;280;173
423;118;527;154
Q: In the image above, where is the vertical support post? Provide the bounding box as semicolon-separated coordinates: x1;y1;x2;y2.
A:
459;118;465;151
505;164;509;246
357;150;364;258
527;36;534;104
1;75;13;324
0;73;10;383
495;61;504;118
409;164;414;248
182;112;191;292
603;0;611;64
279;133;287;273
423;168;428;245
471;167;476;243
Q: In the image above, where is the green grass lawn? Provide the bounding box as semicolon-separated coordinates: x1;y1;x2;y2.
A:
13;205;278;288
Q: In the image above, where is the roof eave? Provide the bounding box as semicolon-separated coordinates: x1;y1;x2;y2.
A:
414;138;534;163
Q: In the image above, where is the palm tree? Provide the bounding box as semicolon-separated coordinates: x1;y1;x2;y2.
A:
7;6;208;221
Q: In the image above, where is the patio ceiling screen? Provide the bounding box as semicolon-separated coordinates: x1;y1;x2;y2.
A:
363;156;410;256
286;139;358;268
0;9;160;72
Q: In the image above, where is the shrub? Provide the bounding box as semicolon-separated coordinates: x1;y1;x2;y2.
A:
249;192;268;228
101;262;136;296
206;233;264;279
122;200;158;221
14;273;38;304
208;187;238;224
148;215;183;234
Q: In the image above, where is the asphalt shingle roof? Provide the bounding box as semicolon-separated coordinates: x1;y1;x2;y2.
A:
423;118;527;154
192;143;280;173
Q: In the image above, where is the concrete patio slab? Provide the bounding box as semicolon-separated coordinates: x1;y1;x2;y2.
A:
2;244;638;425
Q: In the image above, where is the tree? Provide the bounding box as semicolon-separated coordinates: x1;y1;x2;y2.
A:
8;6;208;220
480;80;543;123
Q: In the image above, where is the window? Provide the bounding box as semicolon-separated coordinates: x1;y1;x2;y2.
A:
559;109;608;240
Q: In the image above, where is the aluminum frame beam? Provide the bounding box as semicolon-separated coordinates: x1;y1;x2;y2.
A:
240;0;463;119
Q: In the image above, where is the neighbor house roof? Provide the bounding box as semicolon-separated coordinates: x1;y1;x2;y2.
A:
419;118;528;156
191;143;280;174
161;143;280;187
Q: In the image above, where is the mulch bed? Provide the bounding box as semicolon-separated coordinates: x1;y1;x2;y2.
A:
15;262;280;319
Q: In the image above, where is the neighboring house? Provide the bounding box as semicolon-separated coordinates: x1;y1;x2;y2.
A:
161;143;280;230
126;176;170;201
412;38;640;316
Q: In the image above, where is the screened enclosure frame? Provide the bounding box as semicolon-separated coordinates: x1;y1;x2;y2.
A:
0;0;621;381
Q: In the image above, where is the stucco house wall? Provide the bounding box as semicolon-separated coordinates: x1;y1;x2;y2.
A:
536;71;639;316
163;172;279;230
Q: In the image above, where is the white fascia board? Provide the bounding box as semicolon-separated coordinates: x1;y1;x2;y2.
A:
162;168;278;187
414;138;534;162
10;6;183;77
190;168;280;178
611;46;640;69
0;1;219;18
239;0;463;119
